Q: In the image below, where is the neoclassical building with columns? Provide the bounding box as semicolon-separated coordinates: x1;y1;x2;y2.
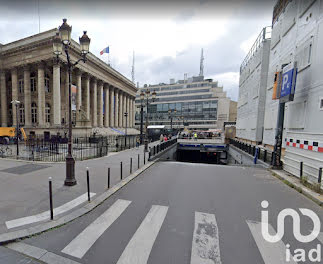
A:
0;28;138;138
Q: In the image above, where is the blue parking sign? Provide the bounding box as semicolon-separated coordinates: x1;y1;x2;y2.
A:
280;62;297;103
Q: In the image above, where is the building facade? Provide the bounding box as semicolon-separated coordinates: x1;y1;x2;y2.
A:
135;76;237;130
236;27;271;144
263;0;323;183
0;29;137;138
236;0;323;184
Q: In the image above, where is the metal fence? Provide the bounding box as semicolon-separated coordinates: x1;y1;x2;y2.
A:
148;138;177;161
0;134;140;162
229;138;274;165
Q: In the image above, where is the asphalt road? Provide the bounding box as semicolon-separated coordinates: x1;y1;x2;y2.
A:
2;161;323;264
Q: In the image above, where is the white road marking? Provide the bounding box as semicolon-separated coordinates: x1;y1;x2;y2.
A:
317;232;323;244
5;192;96;229
61;199;131;259
246;220;297;264
116;205;168;264
190;212;222;264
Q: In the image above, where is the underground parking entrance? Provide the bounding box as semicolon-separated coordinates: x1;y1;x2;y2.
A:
157;142;228;165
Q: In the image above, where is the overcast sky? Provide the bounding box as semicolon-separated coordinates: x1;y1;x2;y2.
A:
0;0;275;101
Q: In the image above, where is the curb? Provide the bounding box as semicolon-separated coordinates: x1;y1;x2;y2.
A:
0;158;158;245
270;170;323;207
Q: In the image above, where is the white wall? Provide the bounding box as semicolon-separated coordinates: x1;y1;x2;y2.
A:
263;0;323;184
236;34;271;142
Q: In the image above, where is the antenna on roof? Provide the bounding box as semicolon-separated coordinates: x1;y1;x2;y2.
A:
199;48;204;77
131;50;135;83
37;0;40;33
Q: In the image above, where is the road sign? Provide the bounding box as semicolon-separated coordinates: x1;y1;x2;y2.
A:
279;62;297;103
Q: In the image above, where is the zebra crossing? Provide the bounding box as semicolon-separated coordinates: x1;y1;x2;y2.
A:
54;198;316;264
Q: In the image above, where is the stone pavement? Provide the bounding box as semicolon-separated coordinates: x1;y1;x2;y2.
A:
0;141;160;235
271;169;323;206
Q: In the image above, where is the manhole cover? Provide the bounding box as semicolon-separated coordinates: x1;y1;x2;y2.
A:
1;164;51;175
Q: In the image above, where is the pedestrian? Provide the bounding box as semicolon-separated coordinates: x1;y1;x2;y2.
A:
194;132;198;140
136;137;140;149
160;134;164;142
164;135;168;142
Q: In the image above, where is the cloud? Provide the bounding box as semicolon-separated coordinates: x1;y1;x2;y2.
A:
0;0;274;103
174;9;195;23
210;72;240;101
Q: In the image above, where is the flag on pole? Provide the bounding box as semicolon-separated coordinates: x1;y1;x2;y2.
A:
100;46;109;55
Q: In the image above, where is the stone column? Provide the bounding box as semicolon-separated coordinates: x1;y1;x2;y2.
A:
104;85;109;127
11;68;18;126
110;87;114;127
37;63;45;126
53;63;61;126
132;97;136;128
115;89;119;127
91;78;97;127
128;98;132;127
119;91;123;127
127;95;131;128
76;70;82;116
23;66;31;126
84;74;90;120
124;94;128;128
97;81;103;127
0;71;7;126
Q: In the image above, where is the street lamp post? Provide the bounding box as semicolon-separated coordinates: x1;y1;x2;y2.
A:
168;109;177;130
53;18;91;186
11;100;20;158
140;89;156;152
124;112;128;148
180;115;186;128
139;103;144;144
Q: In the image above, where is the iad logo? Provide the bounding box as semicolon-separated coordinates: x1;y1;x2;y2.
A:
261;200;321;262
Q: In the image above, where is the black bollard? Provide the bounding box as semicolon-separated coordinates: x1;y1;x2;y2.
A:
300;161;303;180
130;157;133;174
138;154;140;169
318;167;322;184
86;167;90;202
120;162;123;180
49;177;53;220
108;167;110;189
264;149;267;162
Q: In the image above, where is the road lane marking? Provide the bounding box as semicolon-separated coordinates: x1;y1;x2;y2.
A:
246;220;296;264
317;232;323;244
190;212;222;264
5;192;96;229
116;205;168;264
61;199;131;259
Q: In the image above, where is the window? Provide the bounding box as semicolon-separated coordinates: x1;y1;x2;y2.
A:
31;102;37;124
320;97;323;111
45;73;50;93
18;78;24;94
45;103;51;123
19;103;25;124
30;73;37;92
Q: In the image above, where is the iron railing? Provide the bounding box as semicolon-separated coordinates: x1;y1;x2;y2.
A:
229;138;274;165
0;134;140;162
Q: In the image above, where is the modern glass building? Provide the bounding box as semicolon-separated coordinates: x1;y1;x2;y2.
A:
135;76;237;130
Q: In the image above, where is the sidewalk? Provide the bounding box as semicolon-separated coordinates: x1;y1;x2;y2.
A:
271;169;323;206
0;141;160;235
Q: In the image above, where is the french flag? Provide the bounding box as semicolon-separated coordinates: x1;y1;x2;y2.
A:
100;46;109;55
